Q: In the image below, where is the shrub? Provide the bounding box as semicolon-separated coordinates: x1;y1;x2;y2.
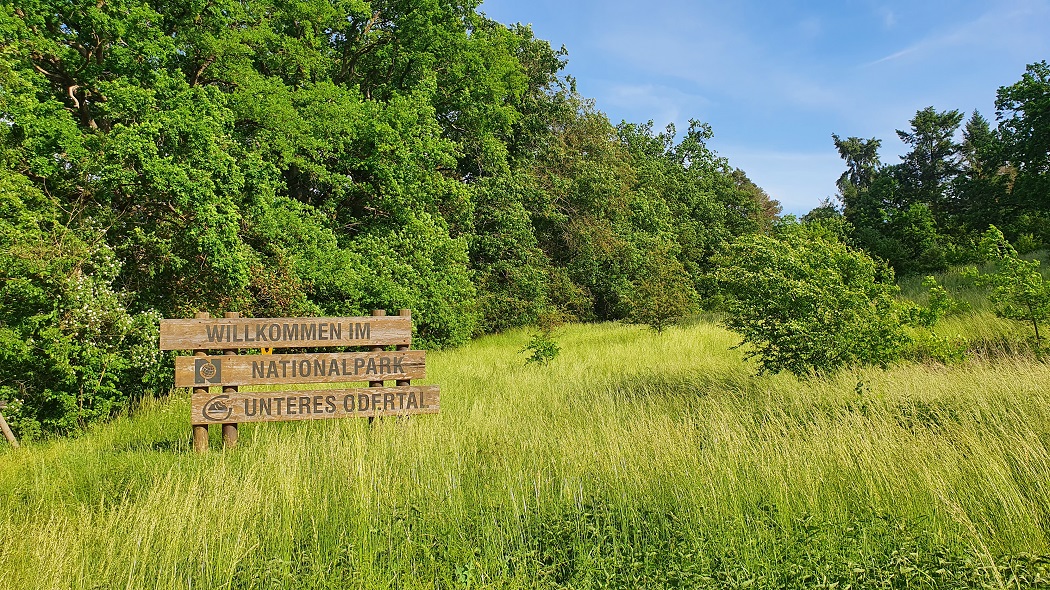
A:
627;245;698;332
715;223;909;377
908;275;964;328
520;309;565;366
968;225;1050;342
0;172;166;438
521;332;560;366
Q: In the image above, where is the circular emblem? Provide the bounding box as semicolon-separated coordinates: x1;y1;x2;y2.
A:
202;394;233;422
198;361;218;380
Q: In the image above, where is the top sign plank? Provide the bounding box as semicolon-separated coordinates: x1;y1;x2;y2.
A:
160;316;411;350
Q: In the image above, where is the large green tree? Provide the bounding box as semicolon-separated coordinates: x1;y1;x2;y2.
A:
896;106;964;219
955;111;1011;236
995;61;1050;245
832;134;881;197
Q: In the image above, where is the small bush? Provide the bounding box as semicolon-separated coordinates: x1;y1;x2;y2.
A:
913;275;964;327
627;245;698;332
905;332;968;365
715;222;909;377
520;309;565;366
966;226;1050;343
521;331;560;366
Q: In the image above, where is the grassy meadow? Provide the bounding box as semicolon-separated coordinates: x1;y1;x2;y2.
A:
2;310;1050;588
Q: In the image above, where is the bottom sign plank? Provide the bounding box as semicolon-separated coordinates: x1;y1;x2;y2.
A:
191;386;440;425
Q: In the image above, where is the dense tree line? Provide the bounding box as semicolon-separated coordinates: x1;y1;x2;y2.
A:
822;61;1050;276
0;0;777;436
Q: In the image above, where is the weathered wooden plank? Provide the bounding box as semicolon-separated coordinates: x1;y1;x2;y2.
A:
174;351;425;387
191;386;440;424
160;316;412;350
0;410;17;448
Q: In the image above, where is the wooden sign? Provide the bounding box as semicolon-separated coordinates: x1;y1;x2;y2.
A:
174;350;425;387
170;309;439;453
159;315;411;350
191;386;440;424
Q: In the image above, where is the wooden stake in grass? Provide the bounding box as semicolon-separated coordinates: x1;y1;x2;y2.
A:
0;401;18;449
222;311;240;449
192;311;211;453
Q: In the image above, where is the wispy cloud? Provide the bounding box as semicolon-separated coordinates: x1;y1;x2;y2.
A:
593;13;849;116
864;2;1050;67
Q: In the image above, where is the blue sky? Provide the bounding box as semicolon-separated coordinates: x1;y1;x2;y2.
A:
478;0;1050;215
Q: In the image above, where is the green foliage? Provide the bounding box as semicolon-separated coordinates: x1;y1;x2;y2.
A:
838;161;952;276
0;171;165;438
800;198;842;225
349;214;479;349
469;175;556;333
832;134;881;195
4;0;1047;442
520;331;560;366
627;245;698;332
913;276;963;328
895;106;964;217
831;63;1050;275
968;226;1050;342
996;61;1050;241
887;203;949;273
905;332;968;365
520;310;564;366
896;277;968;365
716;223;909;377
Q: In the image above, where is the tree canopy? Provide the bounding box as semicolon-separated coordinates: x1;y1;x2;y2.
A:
0;0;777;436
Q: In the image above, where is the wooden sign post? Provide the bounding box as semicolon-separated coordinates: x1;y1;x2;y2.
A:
161;309;439;452
0;400;17;449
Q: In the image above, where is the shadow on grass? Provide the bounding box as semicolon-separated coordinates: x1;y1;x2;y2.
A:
603;370;758;405
114;437;191;454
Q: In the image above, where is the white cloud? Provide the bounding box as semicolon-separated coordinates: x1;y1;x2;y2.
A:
599;83;711;126
589;4;851;117
600;81;713;128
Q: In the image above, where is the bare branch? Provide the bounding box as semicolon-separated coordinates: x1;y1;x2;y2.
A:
67;84;81;109
191;55;216;86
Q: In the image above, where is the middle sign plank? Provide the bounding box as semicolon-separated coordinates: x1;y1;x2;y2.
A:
174;351;425;387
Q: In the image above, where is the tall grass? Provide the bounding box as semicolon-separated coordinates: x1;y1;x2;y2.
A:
899;250;1050;357
1;322;1049;588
